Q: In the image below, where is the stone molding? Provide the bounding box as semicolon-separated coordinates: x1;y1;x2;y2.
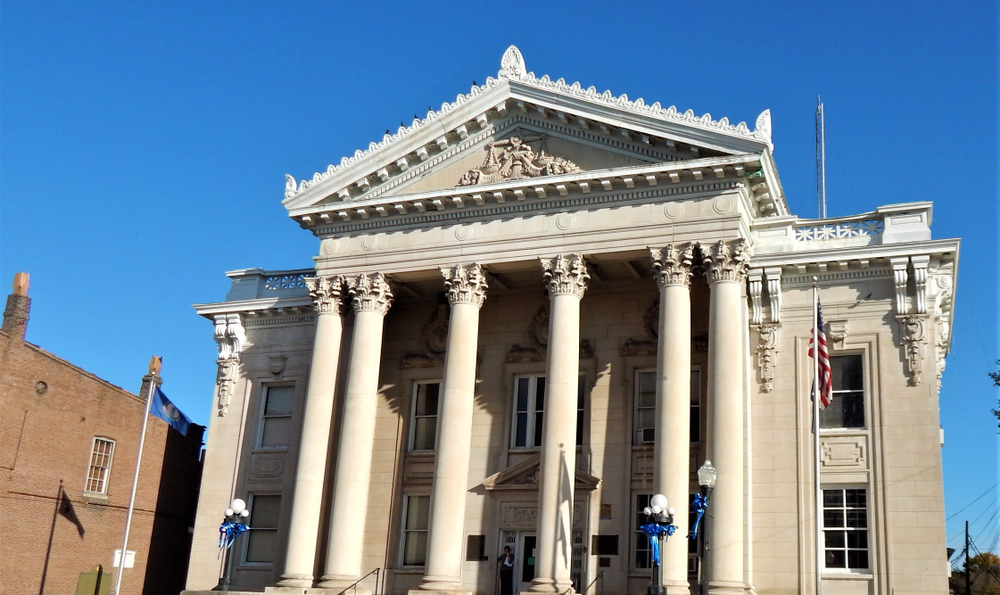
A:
305;275;346;314
650;244;695;287
348;273;394;314
897;314;925;386
702;239;751;284
213;313;245;417
541;254;590;298
754;324;779;393
441;263;489;307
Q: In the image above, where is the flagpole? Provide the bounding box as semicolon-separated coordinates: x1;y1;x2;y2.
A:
113;356;161;595
812;280;823;595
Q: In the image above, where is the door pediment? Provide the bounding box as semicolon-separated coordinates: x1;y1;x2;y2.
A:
482;453;601;492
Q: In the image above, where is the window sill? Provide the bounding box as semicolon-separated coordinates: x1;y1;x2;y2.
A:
394;567;426;574
82;492;109;505
822;571;873;580
251;446;289;454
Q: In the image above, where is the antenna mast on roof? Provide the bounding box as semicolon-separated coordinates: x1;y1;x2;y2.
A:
815;96;827;218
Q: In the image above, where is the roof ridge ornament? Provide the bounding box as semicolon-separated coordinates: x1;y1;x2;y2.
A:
498;45;526;79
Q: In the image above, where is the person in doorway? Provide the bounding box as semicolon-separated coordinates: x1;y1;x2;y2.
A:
497;546;515;595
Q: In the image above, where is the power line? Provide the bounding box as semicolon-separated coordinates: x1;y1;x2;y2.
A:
950;483;1000;520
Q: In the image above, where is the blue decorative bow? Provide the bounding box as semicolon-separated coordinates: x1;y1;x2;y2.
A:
218;521;250;557
639;522;676;565
689;493;708;541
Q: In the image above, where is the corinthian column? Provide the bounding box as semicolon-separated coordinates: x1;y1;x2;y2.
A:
650;244;695;595
702;240;750;595
415;264;488;595
277;276;346;588
318;273;393;591
527;255;590;595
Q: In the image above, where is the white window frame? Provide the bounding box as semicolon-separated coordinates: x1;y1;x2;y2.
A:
399;493;430;567
85;437;115;494
632;368;702;446
256;384;295;449
632;492;653;571
408;380;441;452
821;486;870;574
242;493;281;566
510;374;586;449
820;353;866;430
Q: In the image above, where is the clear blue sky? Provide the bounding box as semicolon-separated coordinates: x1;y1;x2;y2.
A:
2;0;996;559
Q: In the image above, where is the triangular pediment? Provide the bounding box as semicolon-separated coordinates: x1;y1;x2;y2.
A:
283;46;776;216
482;453;601;492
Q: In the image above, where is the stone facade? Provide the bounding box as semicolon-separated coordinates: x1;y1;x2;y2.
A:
185;48;958;595
0;274;204;595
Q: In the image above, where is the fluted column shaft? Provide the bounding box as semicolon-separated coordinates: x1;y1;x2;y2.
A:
417;265;489;594
704;241;750;595
527;255;589;595
278;277;346;587
650;245;695;595
319;274;393;590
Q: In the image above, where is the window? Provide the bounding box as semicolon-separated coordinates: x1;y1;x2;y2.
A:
823;488;869;571
85;437;115;494
511;374;586;448
409;381;440;451
259;386;294;448
245;494;281;564
633;493;652;570
401;494;430;566
820;355;865;429
633;369;701;445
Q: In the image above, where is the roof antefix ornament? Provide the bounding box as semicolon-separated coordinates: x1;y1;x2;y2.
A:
457;134;581;187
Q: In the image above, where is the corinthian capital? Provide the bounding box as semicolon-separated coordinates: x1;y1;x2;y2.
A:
305;275;346;314
702;240;751;284
541;254;590;298
442;264;489;308
348;273;394;314
650;244;695;287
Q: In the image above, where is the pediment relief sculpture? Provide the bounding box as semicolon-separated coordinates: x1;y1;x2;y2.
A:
457;134;581;187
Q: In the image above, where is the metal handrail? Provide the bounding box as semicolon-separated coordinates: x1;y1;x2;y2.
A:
584;570;605;595
336;567;380;595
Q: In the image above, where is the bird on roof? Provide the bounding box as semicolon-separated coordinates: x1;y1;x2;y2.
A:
473;80;477;86
385;129;390;136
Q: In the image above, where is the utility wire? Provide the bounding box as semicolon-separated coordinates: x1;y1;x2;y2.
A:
949;482;1000;520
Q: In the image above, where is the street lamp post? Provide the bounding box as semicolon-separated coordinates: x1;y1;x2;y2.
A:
214;498;251;592
640;493;677;595
689;461;717;595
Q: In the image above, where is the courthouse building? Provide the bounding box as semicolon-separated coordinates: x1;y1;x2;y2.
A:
185;47;958;595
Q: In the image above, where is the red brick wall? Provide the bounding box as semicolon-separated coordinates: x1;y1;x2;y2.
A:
0;329;202;595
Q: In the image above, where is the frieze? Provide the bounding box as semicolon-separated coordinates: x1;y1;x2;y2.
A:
457;134;581;187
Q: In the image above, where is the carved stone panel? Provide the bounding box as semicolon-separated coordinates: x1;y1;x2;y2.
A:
500;501;585;529
251;453;285;481
820;436;868;470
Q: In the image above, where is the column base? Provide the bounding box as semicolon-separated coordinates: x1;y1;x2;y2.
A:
271;574;314;589
663;579;691;595
523;578;574;595
315;575;372;595
707;580;748;595
409;589;472;595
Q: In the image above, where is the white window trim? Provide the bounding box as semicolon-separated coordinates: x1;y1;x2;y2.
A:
240;492;281;567
510;374;546;450
408;380;442;452
631;492;653;572
255;384;294;450
633;368;656;446
821;485;871;575
84;436;116;495
818;351;869;432
399;493;430;568
631;368;702;446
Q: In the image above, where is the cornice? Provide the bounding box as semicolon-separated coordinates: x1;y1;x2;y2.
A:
193;296;313;318
283;45;773;214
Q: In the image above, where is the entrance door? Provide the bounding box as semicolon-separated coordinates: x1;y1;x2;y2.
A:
519;534;536;594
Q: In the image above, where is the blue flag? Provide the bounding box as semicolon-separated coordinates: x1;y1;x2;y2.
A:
150;387;191;436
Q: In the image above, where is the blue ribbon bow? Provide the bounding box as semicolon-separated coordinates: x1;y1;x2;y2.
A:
689;493;708;541
218;521;250;557
639;522;676;565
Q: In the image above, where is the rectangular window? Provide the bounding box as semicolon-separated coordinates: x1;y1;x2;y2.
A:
409;381;440;451
85;437;115;494
820;355;865;429
633;493;652;570
259;386;295;448
511;375;585;448
822;488;869;571
245;494;281;564
633;369;701;445
401;494;430;566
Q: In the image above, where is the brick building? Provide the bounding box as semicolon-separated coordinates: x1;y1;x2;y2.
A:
0;272;204;595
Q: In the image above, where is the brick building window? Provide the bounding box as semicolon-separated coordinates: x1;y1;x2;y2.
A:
401;494;430;566
258;386;294;448
823;488;869;571
245;494;281;564
409;381;441;451
85;437;115;494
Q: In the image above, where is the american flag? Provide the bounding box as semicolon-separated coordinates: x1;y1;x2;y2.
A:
808;300;833;409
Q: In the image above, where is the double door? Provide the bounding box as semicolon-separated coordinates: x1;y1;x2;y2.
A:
500;531;584;594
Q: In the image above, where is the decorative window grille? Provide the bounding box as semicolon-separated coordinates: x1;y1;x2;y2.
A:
258;386;295;448
409;381;441;451
822;488;869;571
245;494;281;564
820;355;865;429
401;494;430;566
794;219;884;241
511;375;585;448
264;273;308;291
85;437;115;494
